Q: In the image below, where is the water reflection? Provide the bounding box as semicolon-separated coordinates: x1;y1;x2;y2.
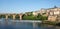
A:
0;18;60;29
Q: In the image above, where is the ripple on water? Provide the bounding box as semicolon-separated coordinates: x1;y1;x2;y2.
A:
0;19;60;29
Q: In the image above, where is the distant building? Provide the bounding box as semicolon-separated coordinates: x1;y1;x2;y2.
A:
47;7;60;21
32;11;38;16
40;8;46;15
25;12;32;16
48;15;57;21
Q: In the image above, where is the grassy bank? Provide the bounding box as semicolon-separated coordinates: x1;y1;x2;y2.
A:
23;14;48;20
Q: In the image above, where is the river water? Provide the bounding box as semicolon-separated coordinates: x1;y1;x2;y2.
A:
0;18;60;29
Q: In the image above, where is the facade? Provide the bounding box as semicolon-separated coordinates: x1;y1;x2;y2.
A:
48;15;57;21
40;9;46;15
47;8;60;21
32;11;38;16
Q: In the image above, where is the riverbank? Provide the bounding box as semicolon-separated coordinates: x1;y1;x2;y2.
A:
42;21;60;27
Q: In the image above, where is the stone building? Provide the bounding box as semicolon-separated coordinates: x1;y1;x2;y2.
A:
47;7;60;22
25;12;32;16
32;6;60;22
48;15;57;21
32;11;39;16
40;8;46;15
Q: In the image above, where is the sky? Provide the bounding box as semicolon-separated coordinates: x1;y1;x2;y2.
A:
0;0;60;13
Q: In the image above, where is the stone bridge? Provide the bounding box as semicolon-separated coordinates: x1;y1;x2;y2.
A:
0;13;23;20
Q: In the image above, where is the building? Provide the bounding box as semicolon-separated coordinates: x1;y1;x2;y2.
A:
32;6;60;22
25;12;32;16
40;8;46;15
48;15;57;21
47;7;60;22
32;11;39;16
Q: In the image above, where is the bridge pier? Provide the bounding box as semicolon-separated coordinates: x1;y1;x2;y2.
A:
5;15;8;19
19;14;23;20
12;14;16;20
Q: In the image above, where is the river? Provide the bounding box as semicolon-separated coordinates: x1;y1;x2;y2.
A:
0;18;60;29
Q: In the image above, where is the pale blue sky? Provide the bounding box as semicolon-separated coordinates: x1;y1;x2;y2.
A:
0;0;60;13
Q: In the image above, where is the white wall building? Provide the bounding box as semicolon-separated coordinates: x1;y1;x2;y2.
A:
54;11;60;15
32;12;38;16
